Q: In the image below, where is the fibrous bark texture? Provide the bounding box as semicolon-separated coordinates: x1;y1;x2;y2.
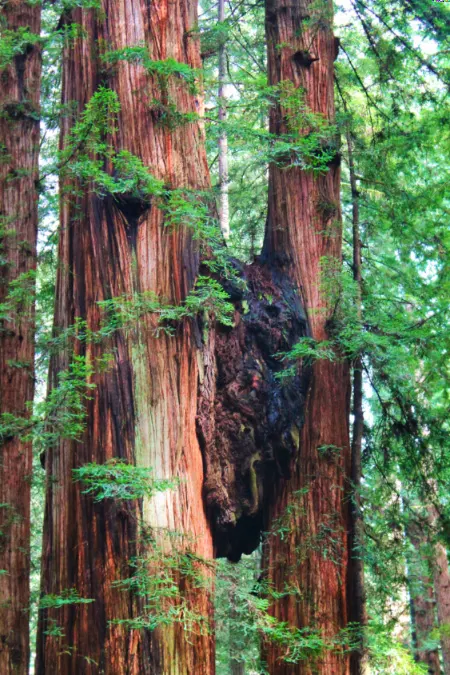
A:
429;505;450;673
37;0;351;671
0;1;40;672
36;2;214;673
433;538;450;674
407;518;441;675
261;0;351;672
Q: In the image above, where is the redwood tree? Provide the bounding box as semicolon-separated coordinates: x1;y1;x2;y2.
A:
407;517;441;674
36;0;354;671
433;535;450;674
261;0;352;672
0;1;40;672
36;2;214;672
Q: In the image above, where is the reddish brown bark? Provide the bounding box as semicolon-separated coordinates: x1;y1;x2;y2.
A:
35;0;354;670
428;505;450;673
0;1;40;672
36;2;214;673
261;0;351;672
34;0;313;668
407;518;441;675
433;538;450;673
407;507;450;674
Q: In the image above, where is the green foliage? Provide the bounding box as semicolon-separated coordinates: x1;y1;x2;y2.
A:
102;46;198;93
58;87;237;288
333;1;450;665
59;0;102;9
0;413;31;444
98;276;234;337
0;270;36;322
0;26;40;70
73;459;178;501
254;600;326;664
215;556;263;673
111;538;213;635
198;20;230;57
18;0;450;669
33;355;95;447
39;588;94;609
215;555;361;672
59;86;120;173
42;620;65;637
366;619;428;674
0;355;95;449
0;502;22;539
272;80;338;170
277;337;336;375
318;444;342;458
149;99;199;130
59;87;162;204
182;277;235;325
275;335;337;380
39;589;95;641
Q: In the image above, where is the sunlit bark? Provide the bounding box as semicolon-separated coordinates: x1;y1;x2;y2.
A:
36;2;213;673
0;1;40;672
262;0;351;672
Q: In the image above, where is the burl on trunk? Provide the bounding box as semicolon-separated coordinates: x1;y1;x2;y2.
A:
36;0;351;672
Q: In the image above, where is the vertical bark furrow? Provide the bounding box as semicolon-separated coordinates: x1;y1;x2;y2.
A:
407;517;441;675
0;1;41;672
262;0;351;672
37;2;213;673
433;536;450;673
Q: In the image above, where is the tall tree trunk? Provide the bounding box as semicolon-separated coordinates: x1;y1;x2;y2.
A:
0;1;40;672
229;574;245;675
36;2;214;673
428;505;450;673
261;0;351;672
434;538;450;673
218;0;230;239
230;660;245;675
346;126;368;675
407;518;441;675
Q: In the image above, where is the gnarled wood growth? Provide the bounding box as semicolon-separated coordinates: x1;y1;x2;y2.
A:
0;0;40;672
261;0;351;672
36;0;352;671
36;2;214;673
198;262;310;562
